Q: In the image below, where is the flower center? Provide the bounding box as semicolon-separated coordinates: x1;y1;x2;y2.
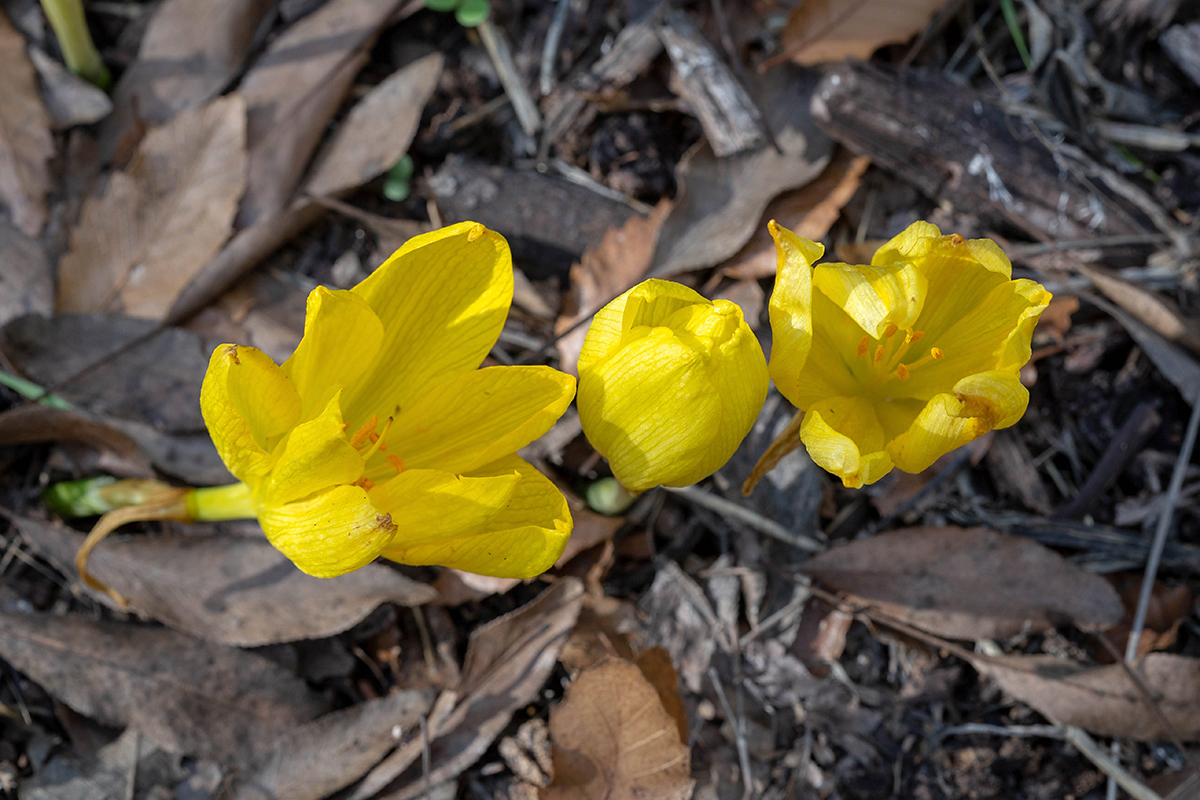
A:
347;414;406;491
856;324;944;387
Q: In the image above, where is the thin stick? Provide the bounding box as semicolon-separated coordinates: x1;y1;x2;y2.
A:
708;667;753;800
666;485;823;552
539;0;574;96
1063;726;1164;800
477;20;541;136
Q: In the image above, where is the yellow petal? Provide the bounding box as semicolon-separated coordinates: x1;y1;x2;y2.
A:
577;279;707;375
369;468;521;548
200;344;301;485
579;327;721;492
282;287;384;421
812;260;927;338
787;289;874;411
381;455;571;578
799;395;893;488
903;279;1050;397
697;302;769;481
257;484;395;577
887;370;1027;473
767;221;823;408
259;392;365;506
380;365;576;476
344;222;513;421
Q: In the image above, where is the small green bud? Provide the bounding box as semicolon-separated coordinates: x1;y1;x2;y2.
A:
382;154;414;202
455;0;489;27
423;0;460;11
44;476;119;517
586;477;636;516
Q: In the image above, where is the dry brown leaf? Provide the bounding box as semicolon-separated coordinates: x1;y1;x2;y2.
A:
972;652;1200;741
803;526;1124;640
634;647;688;743
792;598;853;664
543;658;694;800
0;610;325;768
236;0;405;226
304;52;444;196
555;200;672;377
721;150;869;280
348;578;585;800
28;47;113;130
234;689;434;800
101;0;274;156
1037;295;1079;341
559;598;640;674
1104;576;1194;661
0;10;53;237
782;0;949;65
15;516;437;646
57;94;247;318
0;220;52;325
649;65;834;277
1080;263;1200;354
0;406;151;474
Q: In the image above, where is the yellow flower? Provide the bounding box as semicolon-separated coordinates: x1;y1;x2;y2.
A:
199;222;577;578
768;220;1050;488
577;279;768;493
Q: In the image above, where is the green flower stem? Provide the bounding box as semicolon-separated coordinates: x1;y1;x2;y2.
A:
187;482;257;521
38;0;110;89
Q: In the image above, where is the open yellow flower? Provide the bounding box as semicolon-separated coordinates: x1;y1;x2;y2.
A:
199;222;577;578
768;220;1050;488
578;279;768;493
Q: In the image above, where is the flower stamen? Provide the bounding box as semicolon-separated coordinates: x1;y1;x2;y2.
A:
856;335;870;359
360;416;394;462
349;415;379;448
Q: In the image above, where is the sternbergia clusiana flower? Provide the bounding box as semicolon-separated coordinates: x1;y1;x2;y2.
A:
765;220;1050;488
577;279;768;493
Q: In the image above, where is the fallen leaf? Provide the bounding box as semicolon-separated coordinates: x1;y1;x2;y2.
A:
0;10;54;237
0;610;325;768
635;647;688;743
641;560;720;693
1037;295;1079;341
236;0;405;226
0;406;151;474
0;220;52;325
648;64;834;277
543;658;694;800
721;149;869;280
57;94;248;319
234;689;434;800
304;52;444;196
803;526;1125;639
1104;576;1193;661
555;200;672;376
781;0;949;65
1089;294;1200;405
28;46;112;130
100;0;274;156
2;314;208;432
559;597;640;674
348;578;585;800
972;652;1200;741
15;516;437;647
20;727;189;800
791;598;853;664
1080;263;1200;354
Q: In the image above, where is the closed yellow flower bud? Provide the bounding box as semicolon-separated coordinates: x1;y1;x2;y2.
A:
577;279;769;493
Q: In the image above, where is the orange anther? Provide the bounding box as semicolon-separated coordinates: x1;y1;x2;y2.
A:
896;363;910;381
874;345;885;364
856;335;870;358
387;453;406;473
349;415;379;448
883;323;898;338
910;330;926;342
354;477;376;491
931;347;944;359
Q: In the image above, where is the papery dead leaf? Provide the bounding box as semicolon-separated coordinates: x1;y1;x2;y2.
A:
101;0;274;156
304;52;444;196
543;658;694;800
555;200;672;376
348;578;584;800
236;0;405;226
782;0;949;65
648;65;834;277
635;647;688;743
0;10;54;237
972;652;1200;741
28;47;112;130
234;689;434;800
721;149;869;280
1105;576;1193;661
57;94;247;319
0;220;52;325
3;314;208;432
803;526;1124;639
0;610;325;768
15;516;437;647
1080;263;1200;354
0;406;151;474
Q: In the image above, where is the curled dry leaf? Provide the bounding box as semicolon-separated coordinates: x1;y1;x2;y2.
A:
972;652;1200;741
348;578;585;800
0;10;54;237
781;0;949;65
236;0;406;227
57;94;248;319
803;526;1125;640
101;0;274;156
721;149;870;280
15;516;437;647
543;658;694;800
0;610;325;769
0;407;152;475
234;689;435;800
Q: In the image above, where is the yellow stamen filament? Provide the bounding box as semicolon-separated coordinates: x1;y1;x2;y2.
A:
360;416;394;462
856;335;870;359
901;346;945;373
